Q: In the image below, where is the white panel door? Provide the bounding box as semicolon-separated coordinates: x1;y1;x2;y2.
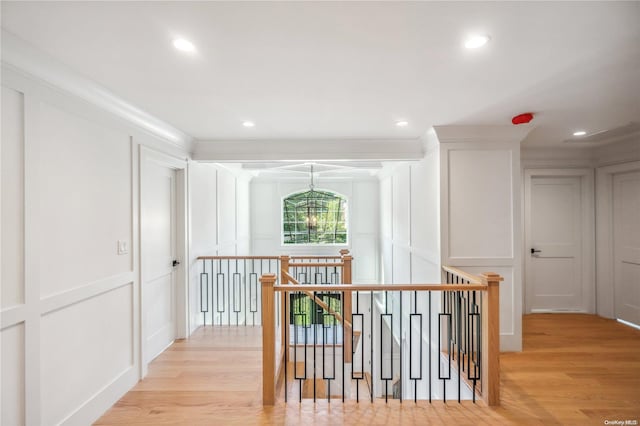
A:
526;176;583;311
142;160;177;362
613;171;640;326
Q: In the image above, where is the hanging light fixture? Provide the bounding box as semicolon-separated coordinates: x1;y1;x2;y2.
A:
306;164;318;230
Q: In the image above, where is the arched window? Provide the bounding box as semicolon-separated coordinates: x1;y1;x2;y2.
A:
282;189;348;244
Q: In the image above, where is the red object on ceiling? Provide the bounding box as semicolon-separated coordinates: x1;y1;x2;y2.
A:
512;112;534;125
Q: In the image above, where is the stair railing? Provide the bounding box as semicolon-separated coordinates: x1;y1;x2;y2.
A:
260;267;502;407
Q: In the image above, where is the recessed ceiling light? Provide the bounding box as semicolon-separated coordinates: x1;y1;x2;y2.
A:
396;121;409;127
464;35;490;49
573;130;587;136
173;38;196;52
242;121;255;128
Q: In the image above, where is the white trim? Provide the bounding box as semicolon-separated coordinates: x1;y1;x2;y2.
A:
57;366;138;426
39;273;134;316
0;305;26;329
193;138;424;162
23;89;42;426
439;140;522;351
523;168;595;314
138;146;188;377
434;125;532;144
1;30;192;150
596;160;640;318
617;318;640;331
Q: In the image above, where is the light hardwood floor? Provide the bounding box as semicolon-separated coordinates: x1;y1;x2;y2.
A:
96;314;640;425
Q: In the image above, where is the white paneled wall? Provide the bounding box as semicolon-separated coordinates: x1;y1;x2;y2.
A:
380;129;523;352
249;177;379;284
1;66;190;425
188;163;251;330
377;143;442;400
439;133;523;352
379;141;441;287
523;137;640;321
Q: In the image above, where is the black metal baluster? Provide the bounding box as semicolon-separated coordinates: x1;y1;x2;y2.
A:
259;260;264;326
227;260;231;326
381;291;392;403
216;259;224;326
284;288;288;402
370;290;374;403
457;291;461;403
210;259;214;326
428;290;432;403
469;289;480;403
313;291;317;402
244;260;247;327
342;290;345;402
233;260;241;326
249;261;258;326
352;292;363;403
200;260;209;326
400;290;403;402
410;290;422;403
439;290;452;403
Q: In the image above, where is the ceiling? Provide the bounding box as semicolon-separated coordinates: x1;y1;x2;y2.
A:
2;1;639;149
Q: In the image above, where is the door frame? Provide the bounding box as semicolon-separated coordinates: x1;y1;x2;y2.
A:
596;160;640;319
139;146;188;377
523;168;595;313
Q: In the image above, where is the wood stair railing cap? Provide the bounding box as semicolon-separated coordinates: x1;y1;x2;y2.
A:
481;272;504;283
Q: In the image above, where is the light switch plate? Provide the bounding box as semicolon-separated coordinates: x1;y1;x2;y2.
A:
117;240;129;255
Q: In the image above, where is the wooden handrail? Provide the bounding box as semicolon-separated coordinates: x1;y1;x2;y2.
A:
197;255;279;260
442;265;483;284
290;255;342;260
288;261;344;267
274;283;489;292
263;269;503;406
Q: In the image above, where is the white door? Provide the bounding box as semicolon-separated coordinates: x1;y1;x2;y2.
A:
142;159;177;363
613;171;640;326
525;176;585;312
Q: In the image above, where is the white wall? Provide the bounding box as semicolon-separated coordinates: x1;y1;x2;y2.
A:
438;128;524;352
523;135;640;320
1;64;190;425
379;135;441;286
378;137;442;399
188;163;251;330
250;175;379;284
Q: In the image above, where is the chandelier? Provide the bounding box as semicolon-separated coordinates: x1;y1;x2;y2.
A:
305;164;318;229
282;164;347;244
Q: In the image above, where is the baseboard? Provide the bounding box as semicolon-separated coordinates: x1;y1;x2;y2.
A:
59;365;138;426
500;333;522;352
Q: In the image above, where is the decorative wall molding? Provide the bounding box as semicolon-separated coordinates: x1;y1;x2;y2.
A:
193;138;424;162
434;125;532;145
1;30;192;151
39;272;134;317
595;160;640;318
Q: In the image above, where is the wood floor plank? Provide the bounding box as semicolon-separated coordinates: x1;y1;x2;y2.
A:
95;314;640;425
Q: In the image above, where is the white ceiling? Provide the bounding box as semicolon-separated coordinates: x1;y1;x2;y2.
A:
2;1;639;148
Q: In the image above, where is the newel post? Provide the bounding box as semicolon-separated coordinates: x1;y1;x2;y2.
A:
279;255;290;347
280;255;290;284
341;251;353;362
481;272;503;406
260;273;277;405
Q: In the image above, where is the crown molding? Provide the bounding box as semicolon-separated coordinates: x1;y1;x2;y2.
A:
433;125;532;145
192;138;424;162
1;30;192;150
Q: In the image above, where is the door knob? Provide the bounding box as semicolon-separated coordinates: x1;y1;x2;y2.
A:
172;259;181;267
530;248;542;255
